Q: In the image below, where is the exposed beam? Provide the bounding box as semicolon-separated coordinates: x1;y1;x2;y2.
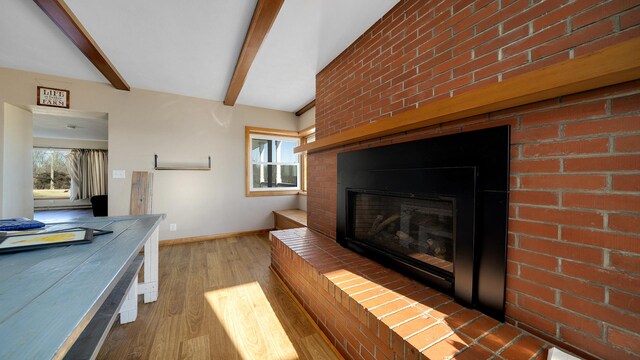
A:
34;0;129;91
295;99;315;116
224;0;284;106
295;37;640;154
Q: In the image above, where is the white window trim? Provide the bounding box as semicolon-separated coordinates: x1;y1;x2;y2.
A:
247;130;301;195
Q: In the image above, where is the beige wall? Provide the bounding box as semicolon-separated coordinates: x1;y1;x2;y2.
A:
298;106;315;131
297;194;307;211
0;67;299;240
2;103;33;218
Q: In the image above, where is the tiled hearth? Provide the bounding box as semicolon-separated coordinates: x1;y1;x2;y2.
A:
271;228;552;360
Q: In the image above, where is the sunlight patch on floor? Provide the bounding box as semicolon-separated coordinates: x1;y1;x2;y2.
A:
205;281;300;360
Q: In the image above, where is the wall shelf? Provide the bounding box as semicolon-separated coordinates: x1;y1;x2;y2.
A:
154;155;211;171
294;37;640;154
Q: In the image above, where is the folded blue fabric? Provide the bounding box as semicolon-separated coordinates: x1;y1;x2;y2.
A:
0;218;46;231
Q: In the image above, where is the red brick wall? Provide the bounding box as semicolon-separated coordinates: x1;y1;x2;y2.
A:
308;1;640;358
315;0;640;138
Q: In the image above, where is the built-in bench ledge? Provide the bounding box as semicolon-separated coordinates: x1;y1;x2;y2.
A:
273;209;307;229
270;228;552;360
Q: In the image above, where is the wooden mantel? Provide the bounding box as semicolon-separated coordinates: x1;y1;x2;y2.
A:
295;37;640;154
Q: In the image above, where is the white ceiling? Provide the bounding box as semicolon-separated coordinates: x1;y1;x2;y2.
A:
0;0;399;112
31;106;108;141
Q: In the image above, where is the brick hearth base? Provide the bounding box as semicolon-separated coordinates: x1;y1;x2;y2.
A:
270;228;553;360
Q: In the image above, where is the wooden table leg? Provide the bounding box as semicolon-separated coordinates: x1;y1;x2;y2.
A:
138;227;159;303
120;276;138;323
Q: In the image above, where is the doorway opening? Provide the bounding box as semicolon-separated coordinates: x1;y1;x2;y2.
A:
30;106;108;223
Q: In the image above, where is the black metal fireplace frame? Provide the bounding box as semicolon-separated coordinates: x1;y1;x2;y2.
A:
337;126;510;321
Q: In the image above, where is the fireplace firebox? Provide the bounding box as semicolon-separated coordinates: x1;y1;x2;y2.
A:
337;126;510;320
351;192;455;274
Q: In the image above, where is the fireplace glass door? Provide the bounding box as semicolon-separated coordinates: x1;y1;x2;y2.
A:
349;191;455;276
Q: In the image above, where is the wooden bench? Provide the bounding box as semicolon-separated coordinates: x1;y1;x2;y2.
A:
273;209;307;229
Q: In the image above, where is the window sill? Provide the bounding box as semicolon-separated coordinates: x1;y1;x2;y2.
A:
298;191;308;196
246;190;300;197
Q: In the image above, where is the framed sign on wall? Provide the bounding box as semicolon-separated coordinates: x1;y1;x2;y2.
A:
37;86;70;108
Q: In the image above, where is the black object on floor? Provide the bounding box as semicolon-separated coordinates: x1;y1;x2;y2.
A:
90;195;108;217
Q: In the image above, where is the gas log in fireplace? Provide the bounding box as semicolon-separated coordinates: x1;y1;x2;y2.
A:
337;126;510;320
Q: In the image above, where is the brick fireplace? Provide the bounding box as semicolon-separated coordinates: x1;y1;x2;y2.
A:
301;1;639;359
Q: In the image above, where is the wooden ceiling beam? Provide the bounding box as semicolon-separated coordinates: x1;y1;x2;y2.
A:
295;99;315;116
224;0;284;106
34;0;130;90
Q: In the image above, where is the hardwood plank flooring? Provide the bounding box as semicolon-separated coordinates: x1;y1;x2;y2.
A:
96;234;339;360
34;208;94;223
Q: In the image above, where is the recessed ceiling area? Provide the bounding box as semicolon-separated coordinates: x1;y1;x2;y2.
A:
0;0;400;112
31;106;108;141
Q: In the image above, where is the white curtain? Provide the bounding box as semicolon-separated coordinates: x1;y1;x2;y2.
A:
65;149;108;200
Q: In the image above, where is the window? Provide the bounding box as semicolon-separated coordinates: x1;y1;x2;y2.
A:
246;127;300;196
299;126;315;193
33;148;71;198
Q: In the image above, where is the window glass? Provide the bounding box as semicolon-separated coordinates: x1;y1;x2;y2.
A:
278;141;298;163
33;148;71;198
251;139;298;164
249;133;299;192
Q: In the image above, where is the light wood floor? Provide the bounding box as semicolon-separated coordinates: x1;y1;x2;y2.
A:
96;234;339;360
34;208;94;223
